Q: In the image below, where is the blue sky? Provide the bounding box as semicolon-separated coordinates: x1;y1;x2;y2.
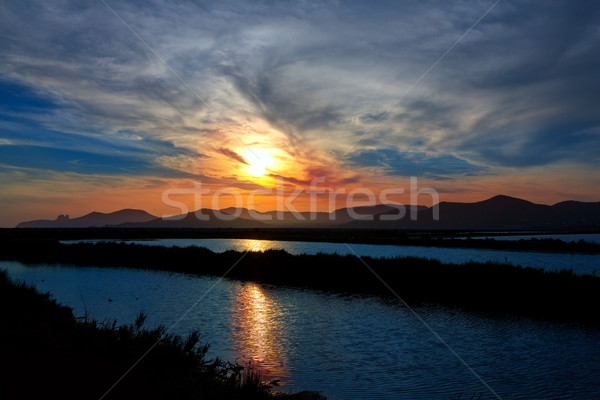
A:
1;0;599;225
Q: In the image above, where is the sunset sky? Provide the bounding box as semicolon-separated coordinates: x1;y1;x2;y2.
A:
1;0;599;226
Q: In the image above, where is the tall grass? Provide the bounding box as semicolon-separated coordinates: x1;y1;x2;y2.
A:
2;239;599;323
0;270;325;400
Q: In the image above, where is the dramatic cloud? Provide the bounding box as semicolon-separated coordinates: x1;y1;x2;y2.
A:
348;149;487;180
214;147;248;165
0;0;599;225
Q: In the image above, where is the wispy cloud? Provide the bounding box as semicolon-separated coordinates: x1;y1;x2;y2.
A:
214;147;248;165
0;0;599;224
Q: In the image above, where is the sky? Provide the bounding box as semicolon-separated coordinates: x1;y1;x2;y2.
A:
1;0;599;226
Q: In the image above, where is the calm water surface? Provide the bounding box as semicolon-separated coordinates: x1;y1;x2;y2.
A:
63;238;600;275
3;261;600;400
458;233;600;243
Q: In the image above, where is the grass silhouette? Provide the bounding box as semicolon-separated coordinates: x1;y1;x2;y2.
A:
0;270;326;400
3;227;600;253
1;239;599;323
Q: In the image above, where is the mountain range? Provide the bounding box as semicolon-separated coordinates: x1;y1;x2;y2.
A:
15;195;600;230
344;195;600;230
16;209;157;228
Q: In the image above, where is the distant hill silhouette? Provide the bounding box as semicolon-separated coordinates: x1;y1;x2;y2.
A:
344;195;600;230
16;195;600;230
116;204;427;229
117;208;269;229
17;209;157;228
213;204;427;227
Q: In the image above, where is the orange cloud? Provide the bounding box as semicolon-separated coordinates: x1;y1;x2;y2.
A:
214;147;249;165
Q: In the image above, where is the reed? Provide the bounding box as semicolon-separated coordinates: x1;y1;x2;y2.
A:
1;239;599;323
0;269;325;400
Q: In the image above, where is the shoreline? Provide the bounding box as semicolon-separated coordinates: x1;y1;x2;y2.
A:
2;227;600;254
2;239;599;325
0;270;325;400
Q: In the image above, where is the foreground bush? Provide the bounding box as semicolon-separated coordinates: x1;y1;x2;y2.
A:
0;270;324;400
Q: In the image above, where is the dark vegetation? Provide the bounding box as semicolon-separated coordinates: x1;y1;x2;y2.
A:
1;238;599;324
3;227;600;253
0;269;325;400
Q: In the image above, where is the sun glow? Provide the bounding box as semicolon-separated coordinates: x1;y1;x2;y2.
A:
244;149;276;177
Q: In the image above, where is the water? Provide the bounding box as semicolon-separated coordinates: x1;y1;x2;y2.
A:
3;261;600;400
460;233;600;243
62;238;600;276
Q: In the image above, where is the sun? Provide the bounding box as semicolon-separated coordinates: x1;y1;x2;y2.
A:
247;159;267;177
244;149;275;177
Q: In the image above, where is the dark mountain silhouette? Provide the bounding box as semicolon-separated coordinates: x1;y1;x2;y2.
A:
16;195;600;230
332;204;427;224
344;195;600;230
117;204;426;228
117;208;268;229
16;209;157;228
218;207;331;227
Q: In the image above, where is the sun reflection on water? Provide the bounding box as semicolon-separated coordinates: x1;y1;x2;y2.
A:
232;282;291;385
233;239;280;253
